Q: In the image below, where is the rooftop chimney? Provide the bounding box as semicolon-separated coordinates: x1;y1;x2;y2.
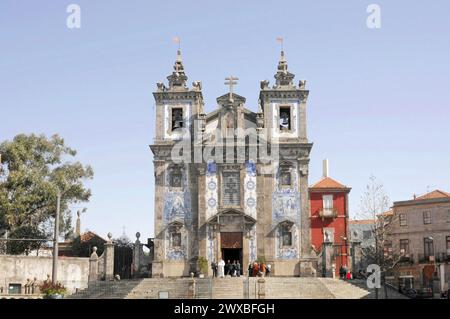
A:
323;159;329;178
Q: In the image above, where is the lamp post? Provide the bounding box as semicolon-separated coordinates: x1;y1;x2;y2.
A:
52;189;61;284
427;236;439;296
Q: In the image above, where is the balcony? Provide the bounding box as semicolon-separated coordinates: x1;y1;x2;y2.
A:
318;208;338;220
418;253;436;264
398;254;414;264
435;252;450;263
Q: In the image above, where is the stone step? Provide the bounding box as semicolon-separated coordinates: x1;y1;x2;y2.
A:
68;277;373;299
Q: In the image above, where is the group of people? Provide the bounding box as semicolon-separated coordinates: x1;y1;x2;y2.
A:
211;260;272;277
211;260;241;277
339;265;352;280
248;261;271;277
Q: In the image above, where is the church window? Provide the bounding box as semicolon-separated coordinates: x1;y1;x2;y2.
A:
282;229;292;246
222;171;240;206
279;106;291;131
171;108;184;131
171;232;181;247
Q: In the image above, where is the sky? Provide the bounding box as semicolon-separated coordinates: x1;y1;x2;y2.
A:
1;1;449;241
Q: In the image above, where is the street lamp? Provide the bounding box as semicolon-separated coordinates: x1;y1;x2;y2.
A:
52;188;61;284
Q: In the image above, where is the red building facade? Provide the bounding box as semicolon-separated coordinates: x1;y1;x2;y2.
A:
309;160;351;276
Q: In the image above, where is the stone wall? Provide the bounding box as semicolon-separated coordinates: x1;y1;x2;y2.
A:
0;255;90;294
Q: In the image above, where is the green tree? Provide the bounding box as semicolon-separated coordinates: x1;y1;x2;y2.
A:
0;134;93;254
70;235;105;257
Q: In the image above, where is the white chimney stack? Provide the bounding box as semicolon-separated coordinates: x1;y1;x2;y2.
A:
323;159;329;178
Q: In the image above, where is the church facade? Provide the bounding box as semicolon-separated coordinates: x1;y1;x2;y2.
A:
150;49;317;277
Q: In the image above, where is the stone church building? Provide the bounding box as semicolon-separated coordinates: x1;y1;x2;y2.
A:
150;48;317;277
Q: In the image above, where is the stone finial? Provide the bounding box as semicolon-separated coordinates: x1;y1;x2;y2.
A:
156;82;167;91
167;49;188;89
299;80;306;89
192;81;202;91
274;50;295;88
107;232;113;241
136;232;141;240
260;80;269;90
92;246;97;253
75;210;81;237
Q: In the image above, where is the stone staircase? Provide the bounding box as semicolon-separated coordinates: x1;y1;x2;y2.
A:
127;278;193;299
68;277;371;299
211;278;244;299
317;278;370;299
346;279;409;299
68;280;143;299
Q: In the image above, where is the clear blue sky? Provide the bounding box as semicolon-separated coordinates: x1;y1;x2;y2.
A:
1;1;449;241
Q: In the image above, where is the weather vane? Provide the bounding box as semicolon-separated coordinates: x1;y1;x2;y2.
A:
173;36;181;50
276;36;284;51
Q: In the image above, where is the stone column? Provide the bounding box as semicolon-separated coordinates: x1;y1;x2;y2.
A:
351;241;361;275
322;242;333;278
216;227;221;260
133;232;142;278
88;247;99;282
197;165;207;268
104;232;115;280
257;278;266;299
152;160;165;278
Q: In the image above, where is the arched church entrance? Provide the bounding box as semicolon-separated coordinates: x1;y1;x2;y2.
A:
221;232;243;266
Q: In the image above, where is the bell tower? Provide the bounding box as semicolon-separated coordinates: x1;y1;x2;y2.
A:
257;47;315;276
151;49;204;278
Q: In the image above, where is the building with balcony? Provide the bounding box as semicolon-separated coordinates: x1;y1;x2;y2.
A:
310;160;351;276
388;190;450;291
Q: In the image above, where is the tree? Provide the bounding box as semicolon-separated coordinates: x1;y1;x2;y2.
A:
358;175;399;298
0;134;93;254
71;234;105;257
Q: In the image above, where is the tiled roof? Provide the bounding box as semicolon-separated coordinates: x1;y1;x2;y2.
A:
415;189;450;200
80;231;106;243
310;177;350;190
349;219;376;225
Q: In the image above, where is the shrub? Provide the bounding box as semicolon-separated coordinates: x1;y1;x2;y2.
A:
38;281;67;296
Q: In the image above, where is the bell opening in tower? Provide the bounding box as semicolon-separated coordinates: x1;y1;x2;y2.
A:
279;106;291;131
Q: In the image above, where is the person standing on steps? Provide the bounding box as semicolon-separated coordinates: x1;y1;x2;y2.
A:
260;262;266;277
211;261;217;278
266;264;271;277
236;260;241;277
225;260;232;277
218;259;225;278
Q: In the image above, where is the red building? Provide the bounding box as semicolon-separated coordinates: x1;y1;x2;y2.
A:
309;160;351;276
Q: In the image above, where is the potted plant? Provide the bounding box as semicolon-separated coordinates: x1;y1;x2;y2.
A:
39;281;67;299
197;257;208;278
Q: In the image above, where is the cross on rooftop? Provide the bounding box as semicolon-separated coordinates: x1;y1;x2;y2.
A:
224;76;239;102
